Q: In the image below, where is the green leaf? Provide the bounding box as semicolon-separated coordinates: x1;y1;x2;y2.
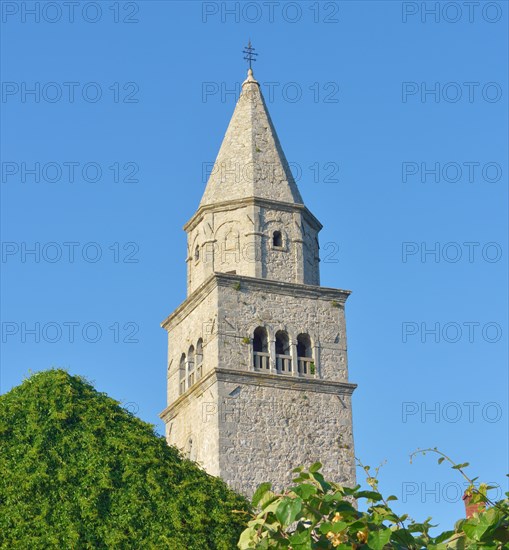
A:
318;522;333;534
462;521;479;540
292;484;317;500
441;534;466;549
329;521;348;533
438;457;445;464
433;529;455;543
309;471;331;492
263;500;282;516
247;518;265;529
309;462;322;473
237;527;257;549
275;497;302;527
259;490;277;509
257;537;272;549
464;508;500;542
367;528;392;550
355;490;383;501
391;528;417;547
289;529;312;549
252;482;272;507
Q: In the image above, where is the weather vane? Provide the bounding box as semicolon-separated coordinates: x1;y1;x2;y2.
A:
243;40;258;70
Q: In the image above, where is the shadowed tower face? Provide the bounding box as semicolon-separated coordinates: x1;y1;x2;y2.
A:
160;63;356;497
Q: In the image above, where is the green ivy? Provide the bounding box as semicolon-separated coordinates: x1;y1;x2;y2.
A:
0;369;249;549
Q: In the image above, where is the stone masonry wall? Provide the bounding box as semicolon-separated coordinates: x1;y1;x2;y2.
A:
216;377;355;496
166;285;219;405
216;278;349;382
164;283;222;477
164;376;221;478
187;204;320;294
162;273;354;498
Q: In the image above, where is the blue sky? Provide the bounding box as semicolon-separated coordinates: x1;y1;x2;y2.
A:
1;0;507;530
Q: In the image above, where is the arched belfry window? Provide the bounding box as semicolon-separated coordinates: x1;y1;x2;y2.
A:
187;346;195;388
196;339;203;379
194;245;200;261
297;333;314;376
275;330;291;373
297;334;311;357
272;230;283;248
253;327;268;352
275;331;289;355
179;353;186;394
253;327;269;370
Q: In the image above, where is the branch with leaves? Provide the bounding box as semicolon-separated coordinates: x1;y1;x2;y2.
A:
238;450;509;549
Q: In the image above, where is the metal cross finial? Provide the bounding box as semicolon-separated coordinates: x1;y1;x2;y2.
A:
243;40;258;70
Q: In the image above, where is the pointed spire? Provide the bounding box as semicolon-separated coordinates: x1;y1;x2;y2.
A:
199;67;303;208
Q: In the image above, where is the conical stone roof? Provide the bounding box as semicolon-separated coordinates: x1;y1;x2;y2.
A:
199;69;303;208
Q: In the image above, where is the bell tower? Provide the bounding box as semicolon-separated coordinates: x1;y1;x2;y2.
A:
160;62;357;496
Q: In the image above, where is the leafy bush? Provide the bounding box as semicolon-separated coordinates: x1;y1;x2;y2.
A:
0;369;249;549
239;450;509;549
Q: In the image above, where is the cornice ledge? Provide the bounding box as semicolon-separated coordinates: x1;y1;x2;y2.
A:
184;197;322;232
160;367;357;422
161;272;351;331
215;272;351;300
159;368;217;421
160;275;218;329
215;368;357;395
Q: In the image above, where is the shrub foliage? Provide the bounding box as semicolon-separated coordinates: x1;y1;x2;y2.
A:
0;369;249;549
239;451;509;549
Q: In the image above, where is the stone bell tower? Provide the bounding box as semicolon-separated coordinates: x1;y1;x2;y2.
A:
160;65;357;496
